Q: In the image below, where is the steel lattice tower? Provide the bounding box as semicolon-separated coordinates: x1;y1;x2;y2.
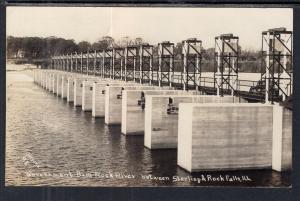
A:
124;45;138;82
63;54;67;71
262;27;293;103
182;38;202;91
71;53;77;72
66;54;71;72
95;51;103;76
86;51;91;75
113;47;125;80
158;41;174;87
60;55;64;71
139;44;153;84
75;53;80;73
57;56;61;70
64;55;68;71
103;49;113;78
51;57;55;70
56;56;59;70
214;34;239;96
69;54;73;72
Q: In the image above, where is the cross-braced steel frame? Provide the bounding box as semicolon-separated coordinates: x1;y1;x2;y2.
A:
86;51;94;75
113;47;124;80
55;56;59;70
158;41;174;87
65;54;71;72
81;52;88;75
59;56;64;71
70;53;77;72
103;49;113;78
139;44;153;84
182;38;202;91
124;46;138;82
51;56;56;69
60;55;65;71
261;27;293;103
95;51;103;76
74;53;81;73
214;34;239;96
65;55;69;71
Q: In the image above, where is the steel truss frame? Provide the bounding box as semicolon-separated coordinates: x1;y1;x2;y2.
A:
214;34;239;96
124;46;138;82
139;44;153;84
113;47;125;80
103;49;113;78
94;51;103;76
261;28;293;103
182;38;202;91
158;41;174;87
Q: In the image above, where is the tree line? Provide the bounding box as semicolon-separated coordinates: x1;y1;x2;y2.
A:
7;35;262;72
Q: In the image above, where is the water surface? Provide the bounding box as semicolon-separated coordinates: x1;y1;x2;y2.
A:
5;65;291;187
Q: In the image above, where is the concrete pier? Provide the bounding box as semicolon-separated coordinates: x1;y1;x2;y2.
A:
144;95;239;149
82;80;96;111
61;74;69;99
41;71;46;88
32;69;293;174
52;72;58;94
74;77;98;107
35;70;41;85
74;77;86;107
56;73;63;97
272;105;292;171
33;69;37;83
47;71;55;92
47;72;53;92
67;76;75;102
177;103;277;172
92;82;136;117
121;89;194;135
83;80;130;112
45;72;50;90
104;85;161;125
44;71;50;89
92;82;107;117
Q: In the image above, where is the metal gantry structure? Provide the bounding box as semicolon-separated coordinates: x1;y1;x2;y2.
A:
139;43;153;84
50;28;293;103
262;27;293;103
103;49;113;78
124;45;138;82
112;47;124;79
182;38;202;91
214;34;239;97
95;51;102;76
158;41;174;87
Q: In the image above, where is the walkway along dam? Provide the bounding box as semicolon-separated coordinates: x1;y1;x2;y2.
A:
32;28;292;174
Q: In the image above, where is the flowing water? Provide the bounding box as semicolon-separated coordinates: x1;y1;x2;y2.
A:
5;64;291;187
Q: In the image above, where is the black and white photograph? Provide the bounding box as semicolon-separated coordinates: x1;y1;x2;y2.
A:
5;6;293;187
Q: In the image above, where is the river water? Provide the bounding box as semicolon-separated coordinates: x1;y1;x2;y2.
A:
5;64;291;187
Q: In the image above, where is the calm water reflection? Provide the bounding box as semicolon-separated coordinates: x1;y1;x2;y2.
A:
5;68;291;187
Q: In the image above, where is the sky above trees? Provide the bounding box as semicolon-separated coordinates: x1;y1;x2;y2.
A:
7;7;293;50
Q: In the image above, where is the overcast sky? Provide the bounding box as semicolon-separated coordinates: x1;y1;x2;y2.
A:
7;7;293;50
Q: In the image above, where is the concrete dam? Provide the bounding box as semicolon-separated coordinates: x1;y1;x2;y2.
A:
32;28;292;173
